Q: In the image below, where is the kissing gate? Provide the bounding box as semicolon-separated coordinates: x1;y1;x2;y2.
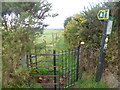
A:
27;46;80;89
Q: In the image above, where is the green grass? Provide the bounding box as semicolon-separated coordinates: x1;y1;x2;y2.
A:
32;29;84;88
32;84;43;88
55;36;69;50
75;78;108;88
35;29;63;45
34;28;69;51
31;62;54;75
31;29;109;88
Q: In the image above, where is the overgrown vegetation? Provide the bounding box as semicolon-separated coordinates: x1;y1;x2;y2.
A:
63;2;119;87
1;0;57;88
76;78;108;88
1;0;120;88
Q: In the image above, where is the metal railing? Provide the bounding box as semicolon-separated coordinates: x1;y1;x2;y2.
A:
27;46;80;89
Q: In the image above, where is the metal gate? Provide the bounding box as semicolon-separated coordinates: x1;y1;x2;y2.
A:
27;46;80;89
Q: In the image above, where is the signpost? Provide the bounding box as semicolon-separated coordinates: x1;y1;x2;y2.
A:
97;9;109;20
106;17;114;34
95;9;114;82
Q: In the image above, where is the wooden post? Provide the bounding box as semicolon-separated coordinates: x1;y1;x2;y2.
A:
56;33;57;41
79;42;85;79
52;33;54;46
76;45;80;81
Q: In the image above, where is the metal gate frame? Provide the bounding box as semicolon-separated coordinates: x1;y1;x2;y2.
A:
27;45;80;89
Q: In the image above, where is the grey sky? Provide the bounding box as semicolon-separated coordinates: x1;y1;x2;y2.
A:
44;0;104;29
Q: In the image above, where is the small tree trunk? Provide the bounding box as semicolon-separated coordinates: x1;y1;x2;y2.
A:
21;53;27;67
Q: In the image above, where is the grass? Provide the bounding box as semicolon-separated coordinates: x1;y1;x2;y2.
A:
55;36;68;50
74;78;108;88
32;29;109;88
31;29;77;88
32;84;43;88
35;29;63;45
31;62;54;75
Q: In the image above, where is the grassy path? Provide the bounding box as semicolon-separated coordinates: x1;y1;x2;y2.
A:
70;77;108;88
35;29;63;45
33;29;108;88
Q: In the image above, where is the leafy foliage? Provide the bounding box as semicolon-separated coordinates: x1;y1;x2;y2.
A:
64;5;104;48
63;2;119;85
2;0;54;87
64;14;87;47
64;16;72;28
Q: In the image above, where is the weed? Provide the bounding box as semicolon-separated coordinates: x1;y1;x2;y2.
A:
76;78;108;88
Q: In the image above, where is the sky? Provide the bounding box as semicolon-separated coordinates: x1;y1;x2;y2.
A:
44;0;105;29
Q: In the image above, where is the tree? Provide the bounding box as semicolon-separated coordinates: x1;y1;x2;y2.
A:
63;2;104;77
64;14;87;47
64;2;120;86
64;16;72;28
1;0;54;87
64;4;105;48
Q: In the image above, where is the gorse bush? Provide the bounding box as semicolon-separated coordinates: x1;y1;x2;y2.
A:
63;4;106;48
63;2;119;84
64;14;87;47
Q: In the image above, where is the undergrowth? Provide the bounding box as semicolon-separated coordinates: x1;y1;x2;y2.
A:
76;78;108;88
